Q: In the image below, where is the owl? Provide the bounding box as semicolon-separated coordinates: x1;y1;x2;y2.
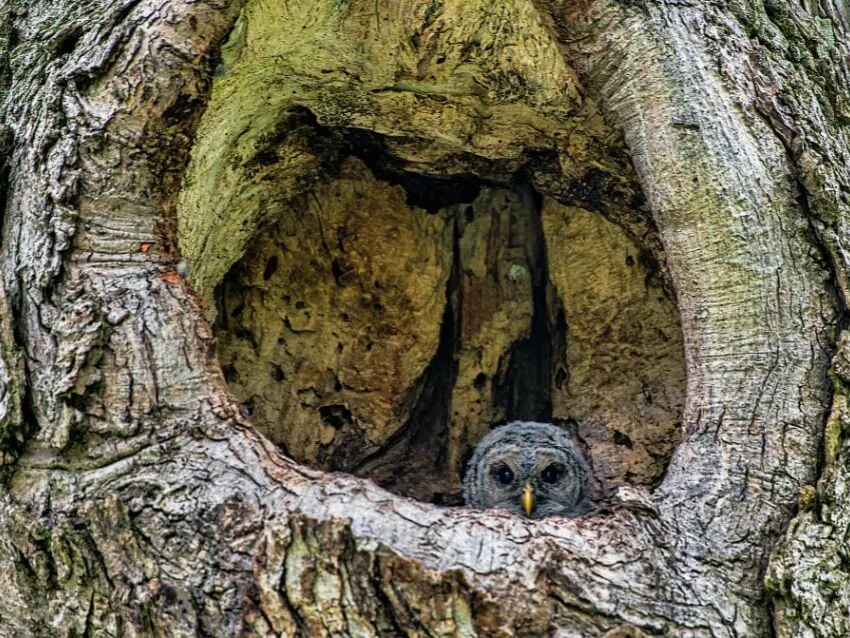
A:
463;421;591;518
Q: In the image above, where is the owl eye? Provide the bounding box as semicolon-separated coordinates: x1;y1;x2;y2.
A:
492;464;515;485
540;463;565;484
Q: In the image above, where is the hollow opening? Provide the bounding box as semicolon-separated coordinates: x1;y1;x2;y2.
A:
213;131;687;505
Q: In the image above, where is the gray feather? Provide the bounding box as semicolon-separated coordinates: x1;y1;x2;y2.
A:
463;421;590;518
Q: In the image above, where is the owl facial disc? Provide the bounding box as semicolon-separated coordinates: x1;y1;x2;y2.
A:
463;421;591;519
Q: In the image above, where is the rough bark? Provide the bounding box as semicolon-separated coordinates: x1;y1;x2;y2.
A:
0;0;847;637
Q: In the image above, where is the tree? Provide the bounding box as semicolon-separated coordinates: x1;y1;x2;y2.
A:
0;0;848;635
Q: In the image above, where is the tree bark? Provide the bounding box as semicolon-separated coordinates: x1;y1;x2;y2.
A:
0;0;848;636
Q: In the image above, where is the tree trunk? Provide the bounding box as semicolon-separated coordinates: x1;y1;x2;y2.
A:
0;0;848;635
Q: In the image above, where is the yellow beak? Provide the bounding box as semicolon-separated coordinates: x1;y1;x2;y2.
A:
521;483;536;517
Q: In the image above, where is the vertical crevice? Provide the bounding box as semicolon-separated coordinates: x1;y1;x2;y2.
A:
0;126;12;241
351;255;460;503
351;187;466;504
493;186;554;423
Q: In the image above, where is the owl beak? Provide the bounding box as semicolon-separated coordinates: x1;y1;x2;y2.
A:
521;483;536;517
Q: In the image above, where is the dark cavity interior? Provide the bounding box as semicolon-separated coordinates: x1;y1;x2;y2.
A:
214;140;686;505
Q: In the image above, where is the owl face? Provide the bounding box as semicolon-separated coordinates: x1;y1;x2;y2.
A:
463;422;590;519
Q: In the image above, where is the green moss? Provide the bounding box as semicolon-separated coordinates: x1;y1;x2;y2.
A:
176;0;586;315
797;485;818;511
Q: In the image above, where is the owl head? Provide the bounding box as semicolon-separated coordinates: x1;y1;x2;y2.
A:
463;421;591;518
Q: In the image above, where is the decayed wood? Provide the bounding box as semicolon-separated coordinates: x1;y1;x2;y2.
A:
544;199;685;492
0;0;847;636
215;157;453;475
